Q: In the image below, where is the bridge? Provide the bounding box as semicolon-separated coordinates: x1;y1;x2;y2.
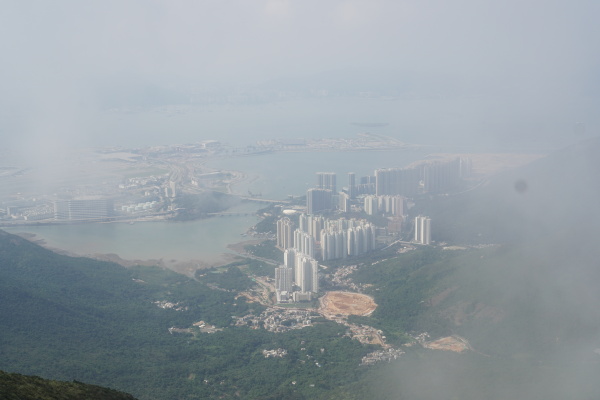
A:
238;196;291;204
206;212;256;217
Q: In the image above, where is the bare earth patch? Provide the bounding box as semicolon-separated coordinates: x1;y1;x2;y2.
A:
320;291;377;316
423;335;472;353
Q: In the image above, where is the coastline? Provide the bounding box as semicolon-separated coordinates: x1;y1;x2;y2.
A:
226;238;264;256
10;231;249;278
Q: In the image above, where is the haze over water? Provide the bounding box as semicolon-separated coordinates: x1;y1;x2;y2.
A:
90;97;579;152
5;143;429;264
1;89;582;266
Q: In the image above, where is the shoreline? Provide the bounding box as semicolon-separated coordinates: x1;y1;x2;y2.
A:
10;231;252;278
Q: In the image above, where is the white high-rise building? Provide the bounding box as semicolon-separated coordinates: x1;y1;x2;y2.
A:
338;192;350;212
283;248;296;268
319;218;376;261
377;195;405;216
276;217;294;249
293;229;315;258
321;229;348;261
311;258;319;293
295;256;319;293
283;248;296;279
275;266;293;292
364;195;378;215
307;188;333;215
317;172;337;193
414;215;432;245
298;213;308;232
308;215;325;242
348;172;356;199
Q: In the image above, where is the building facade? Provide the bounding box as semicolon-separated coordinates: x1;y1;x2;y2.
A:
414;215;432;245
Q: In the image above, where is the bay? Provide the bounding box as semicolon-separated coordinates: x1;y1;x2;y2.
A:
207;148;432;200
5;148;433;264
5;202;260;265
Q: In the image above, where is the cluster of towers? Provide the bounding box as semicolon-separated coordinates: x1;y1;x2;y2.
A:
363;195;405;216
274;255;318;303
275;213;378;302
321;220;377;261
278;214;377;261
274;254;319;303
306;158;469;217
375;157;471;196
275;215;320;303
277;214;376;261
275;163;452;300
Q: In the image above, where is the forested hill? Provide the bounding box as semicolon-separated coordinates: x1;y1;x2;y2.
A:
372;137;600;356
0;370;137;400
0;230;372;399
0;229;263;399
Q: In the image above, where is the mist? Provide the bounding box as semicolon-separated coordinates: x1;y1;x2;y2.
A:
1;1;598;153
1;1;600;399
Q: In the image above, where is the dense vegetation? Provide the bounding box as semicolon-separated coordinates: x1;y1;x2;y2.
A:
196;265;255;292
245;239;283;263
0;370;137;400
171;192;239;221
0;230;375;399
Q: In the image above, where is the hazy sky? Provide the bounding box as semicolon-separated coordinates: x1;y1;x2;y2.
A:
1;0;598;154
2;1;598;86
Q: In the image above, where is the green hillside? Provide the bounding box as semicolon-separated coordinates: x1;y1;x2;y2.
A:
0;370;137;400
0;230;374;399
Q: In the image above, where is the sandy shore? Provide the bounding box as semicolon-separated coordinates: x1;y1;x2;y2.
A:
226;238;264;255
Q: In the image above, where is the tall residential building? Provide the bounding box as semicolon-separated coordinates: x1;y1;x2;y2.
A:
321;229;348;261
356;175;376;195
54;199;114;221
378;195;405;217
316;172;337;193
348;172;356;199
338;192;350;212
306;215;325;241
283;248;296;268
307;188;333;215
295;256;319;293
375;167;421;196
293;229;315;258
364;195;378;215
298;213;308;232
276;217;294;249
275;266;293;292
422;158;461;193
347;224;377;256
414;215;432;245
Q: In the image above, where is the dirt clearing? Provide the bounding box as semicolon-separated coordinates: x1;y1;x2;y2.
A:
320;291;377;316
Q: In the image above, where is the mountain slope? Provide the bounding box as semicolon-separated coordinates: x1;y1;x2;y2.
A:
0;370;137;400
348;138;600;399
417;137;600;245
